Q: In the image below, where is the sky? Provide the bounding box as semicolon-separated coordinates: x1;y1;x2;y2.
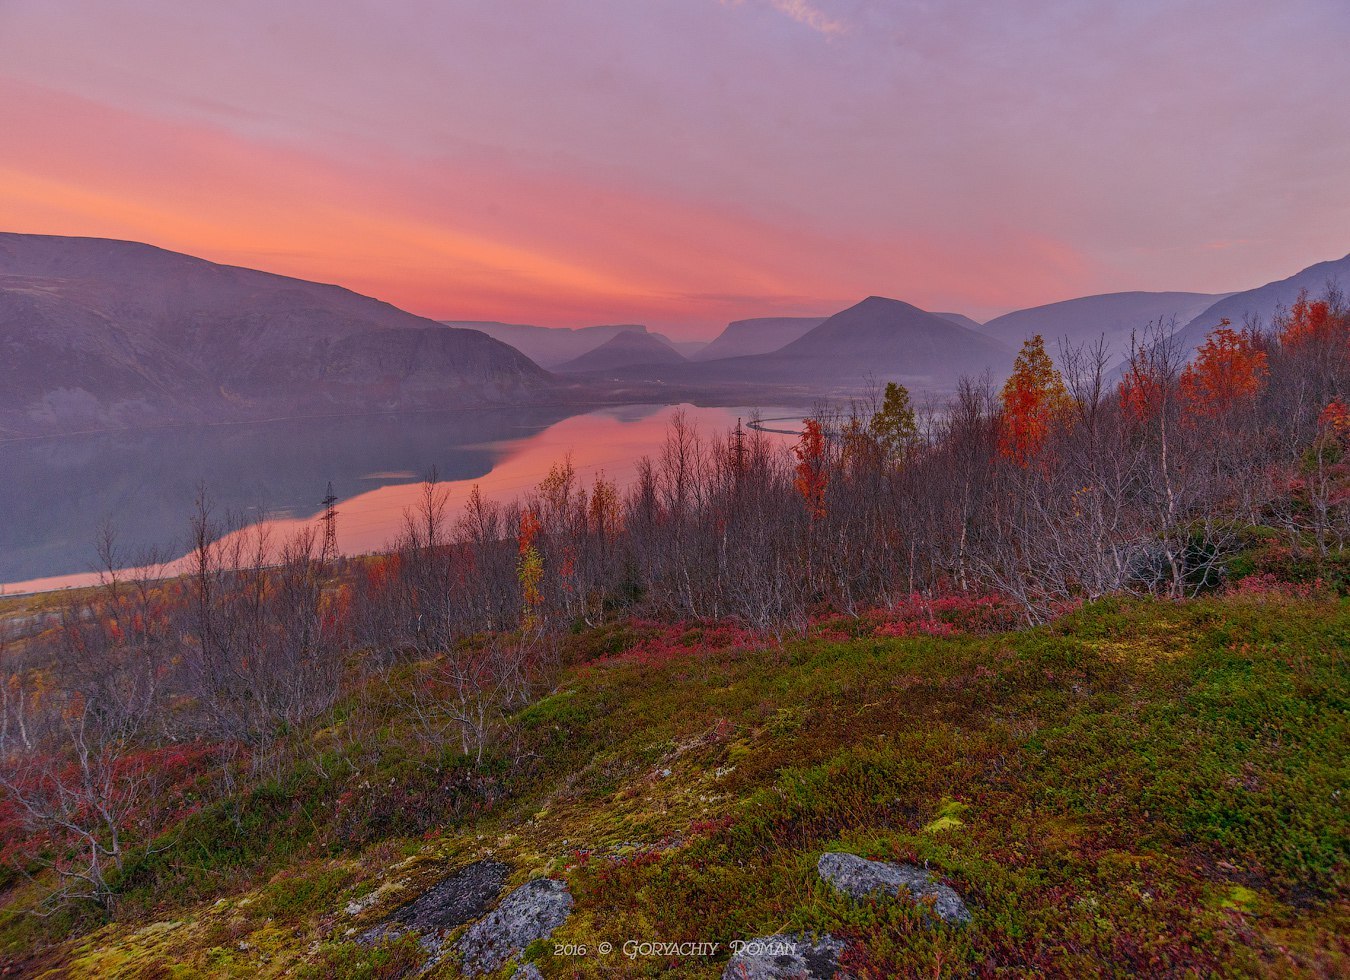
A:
1;0;1348;337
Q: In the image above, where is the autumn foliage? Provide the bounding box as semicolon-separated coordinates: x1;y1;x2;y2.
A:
998;334;1072;463
1178;322;1268;417
793;418;829;520
1280;290;1340;349
1320;399;1350;442
1118;361;1166;425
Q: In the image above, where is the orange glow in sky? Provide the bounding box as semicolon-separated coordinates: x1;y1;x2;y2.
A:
2;1;1348;336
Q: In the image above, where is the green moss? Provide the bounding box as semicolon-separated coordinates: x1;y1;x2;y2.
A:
923;798;969;834
1216;884;1263;912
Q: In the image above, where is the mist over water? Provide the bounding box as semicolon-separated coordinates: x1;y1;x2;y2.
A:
1;402;801;593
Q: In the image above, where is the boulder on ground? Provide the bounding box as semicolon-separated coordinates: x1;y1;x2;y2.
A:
721;933;846;979
356;859;510;951
816;852;970;926
457;878;574;976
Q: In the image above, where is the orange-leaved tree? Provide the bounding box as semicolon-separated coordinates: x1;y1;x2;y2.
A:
1279;290;1339;349
1178;321;1268;418
1319;399;1350;443
998;334;1072;464
793;418;829;520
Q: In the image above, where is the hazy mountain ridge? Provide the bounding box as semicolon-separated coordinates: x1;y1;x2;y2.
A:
1172;253;1350;354
981;291;1228;360
8;233;1349;440
450;320;704;367
591;297;1013;397
0;234;555;437
691;316;827;361
443;321;647;368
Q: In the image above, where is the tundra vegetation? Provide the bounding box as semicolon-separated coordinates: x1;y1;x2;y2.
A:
1;291;1347;976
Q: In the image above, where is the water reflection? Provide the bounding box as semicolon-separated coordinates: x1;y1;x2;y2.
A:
0;403;797;593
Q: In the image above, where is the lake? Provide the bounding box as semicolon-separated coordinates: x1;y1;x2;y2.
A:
0;402;805;594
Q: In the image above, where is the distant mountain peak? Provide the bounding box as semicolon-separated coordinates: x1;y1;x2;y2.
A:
554;328;687;374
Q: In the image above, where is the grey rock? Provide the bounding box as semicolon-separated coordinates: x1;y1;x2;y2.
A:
511;965;545;980
816;852;971;926
458;878;573;976
721;934;845;979
393;859;511;933
357;859;510;950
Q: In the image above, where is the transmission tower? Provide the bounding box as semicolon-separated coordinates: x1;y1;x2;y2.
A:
320;481;339;565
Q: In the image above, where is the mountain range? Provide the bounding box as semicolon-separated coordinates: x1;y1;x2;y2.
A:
3;233;1346;439
451;321;705;367
606;297;1013;396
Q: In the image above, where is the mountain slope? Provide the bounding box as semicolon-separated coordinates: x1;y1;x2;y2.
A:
982;291;1227;358
691;316;827;361
934;311;984;332
1171;253;1350;355
554;329;687;374
0;234;553;436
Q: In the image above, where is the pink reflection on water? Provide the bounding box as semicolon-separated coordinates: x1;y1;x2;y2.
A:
7;403;796;596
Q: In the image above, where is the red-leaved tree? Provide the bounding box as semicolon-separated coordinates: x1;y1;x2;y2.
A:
793;418;829;521
1178;322;1268;418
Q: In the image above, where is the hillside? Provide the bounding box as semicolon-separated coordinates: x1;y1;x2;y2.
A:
3;314;1348;976
1172;253;1350;355
0;234;554;437
982;291;1226;360
691;316;827;361
1;594;1344;977
554;329;688;374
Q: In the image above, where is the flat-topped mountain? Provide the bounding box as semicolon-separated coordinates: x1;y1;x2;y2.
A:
0;234;553;437
691;316;827;361
1171;253;1350;355
982;291;1227;359
554;328;687;374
